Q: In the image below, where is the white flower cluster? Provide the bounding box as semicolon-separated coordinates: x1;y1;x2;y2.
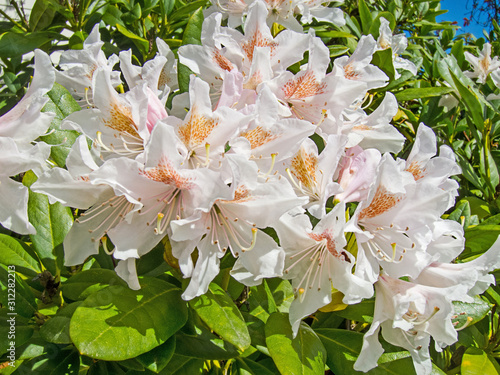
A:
2;2;500;374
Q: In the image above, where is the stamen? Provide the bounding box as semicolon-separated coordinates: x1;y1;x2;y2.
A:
154;213;165;235
101;236;114;255
95;131;112;152
241;227;258;252
454;316;473;331
263;153;277;177
204;143;211;166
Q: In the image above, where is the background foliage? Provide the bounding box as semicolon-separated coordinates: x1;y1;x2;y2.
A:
2;0;500;374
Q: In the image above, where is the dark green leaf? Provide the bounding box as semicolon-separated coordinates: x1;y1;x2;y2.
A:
358;0;372;35
0;32;53;58
0;310;34;355
18;348;80;375
159;353;205;374
0;264;37;318
233;357;276;375
39;302;82;344
465;225;500;254
265;313;326;375
189;283;250;351
175;328;239;360
69;278;188;360
137;336;176;373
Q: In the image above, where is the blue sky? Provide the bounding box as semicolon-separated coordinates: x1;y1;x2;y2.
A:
437;0;491;39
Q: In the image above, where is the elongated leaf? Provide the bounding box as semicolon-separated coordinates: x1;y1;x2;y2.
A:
39;302;82;344
233;357;276;375
169;0;208;23
449;70;484;132
182;7;204;46
69;278;188;360
462;348;500;375
189;283;250;351
16;348;80;375
24;171;73;276
29;0;56;31
0;234;41;276
265;313;326;375
358;0;372;35
62;268;129;301
160;353;205;375
40;82;80;168
395;87;454;102
175;330;240;360
247;278;294;323
115;24;149;56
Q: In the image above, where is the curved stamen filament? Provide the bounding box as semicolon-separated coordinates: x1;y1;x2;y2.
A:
101;236;114;255
262;153;277;177
241;227;258;252
95;131;112;152
454;316;473;331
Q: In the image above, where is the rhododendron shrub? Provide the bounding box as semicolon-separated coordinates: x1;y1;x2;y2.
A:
1;0;500;374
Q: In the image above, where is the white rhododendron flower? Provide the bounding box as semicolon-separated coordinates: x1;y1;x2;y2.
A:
464;43;500;84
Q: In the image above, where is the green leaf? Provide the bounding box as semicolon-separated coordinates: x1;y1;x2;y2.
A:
61;268;128;301
29;0;56;31
465;225;500;254
169;0;208;23
0;32;54;58
0;234;41;276
189;283;250;351
40;82;80;168
69;277;188;360
265;313;326;375
182;7;204;46
395;87;454;102
0;264;37;318
175;329;240;360
137;336;175;373
461;348;500;375
247;278;294;323
233;357;277;375
17;348;80;375
448;200;471;228
177;63;194;93
371;49;395;81
332;299;374;323
24;171;73;276
449;70;485;132
115;24;149;56
358;0;372;35
39;302;82;344
452;296;491;328
316;328;417;375
159;353;205;375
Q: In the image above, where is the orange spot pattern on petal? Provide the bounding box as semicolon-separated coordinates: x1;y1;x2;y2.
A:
242;30;278;62
406;161;425;181
308;231;350;262
104;103;140;138
282;71;326;100
291;148;317;189
344;63;361;80
213;49;234;72
178;107;219;148
240;126;278;149
359;185;402;220
141;156;194;189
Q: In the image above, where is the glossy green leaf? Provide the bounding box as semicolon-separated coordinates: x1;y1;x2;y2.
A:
0;233;41;276
332;299;374;323
182;7;204;46
40;82;80;168
29;0;56;31
461;348;500;375
137;336;176;373
189;283;250;351
160;353;205;374
371;48;395;81
169;0;208;23
452;296;491;328
247;278;294;323
395;86;454;102
61;268;128;301
0;265;37;318
115;24;150;56
448;200;471;228
69;278;188;360
465;225;500;254
39;302;82;344
24;171;73;276
265;313;326;375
